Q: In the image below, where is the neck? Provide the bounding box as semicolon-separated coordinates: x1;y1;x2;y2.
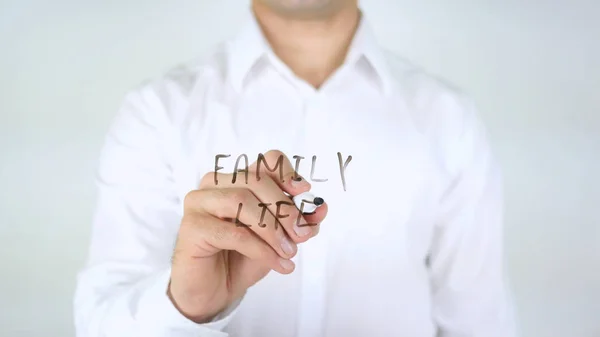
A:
251;1;360;89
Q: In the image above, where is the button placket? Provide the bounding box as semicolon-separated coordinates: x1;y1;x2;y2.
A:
295;93;331;337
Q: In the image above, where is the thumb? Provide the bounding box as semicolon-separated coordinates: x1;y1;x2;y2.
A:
228;252;286;297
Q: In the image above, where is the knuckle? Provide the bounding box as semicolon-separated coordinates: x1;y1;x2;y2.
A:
211;223;229;243
212;188;229;202
211;189;236;219
199;172;215;188
180;212;207;230
263;149;286;162
229;227;251;243
230;188;252;205
183;190;201;208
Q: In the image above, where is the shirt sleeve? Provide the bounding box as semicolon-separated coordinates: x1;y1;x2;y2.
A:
428;97;519;337
73;84;241;337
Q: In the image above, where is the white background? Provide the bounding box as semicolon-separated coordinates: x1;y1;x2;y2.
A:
1;0;598;336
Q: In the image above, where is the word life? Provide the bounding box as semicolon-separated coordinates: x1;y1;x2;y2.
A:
214;152;353;191
229;198;320;230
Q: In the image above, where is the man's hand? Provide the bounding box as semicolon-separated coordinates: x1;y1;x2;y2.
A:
168;150;328;323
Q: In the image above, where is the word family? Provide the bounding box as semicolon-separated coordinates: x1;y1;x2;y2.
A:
214;152;353;191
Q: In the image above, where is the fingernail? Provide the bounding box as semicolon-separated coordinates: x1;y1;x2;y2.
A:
280;236;296;255
294;222;313;237
279;258;295;270
291;175;308;188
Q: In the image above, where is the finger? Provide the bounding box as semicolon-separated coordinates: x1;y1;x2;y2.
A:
180;212;295;275
228;251;290;297
201;172;315;243
248;150;312;196
300;202;328;239
185;188;297;259
247;150;327;240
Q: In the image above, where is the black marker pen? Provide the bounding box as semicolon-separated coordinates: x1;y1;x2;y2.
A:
292;191;325;214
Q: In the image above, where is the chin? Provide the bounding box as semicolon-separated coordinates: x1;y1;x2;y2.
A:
264;0;343;18
280;0;332;7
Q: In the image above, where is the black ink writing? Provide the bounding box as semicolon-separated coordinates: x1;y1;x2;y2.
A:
213;152;352;191
227;201;320;229
258;202;271;228
337;152;352;192
256;153;284;183
310;155;328;182
234;202;247;227
295;199;318;227
274;201;293;230
292;155;304;182
214;154;231;185
232;153;249;184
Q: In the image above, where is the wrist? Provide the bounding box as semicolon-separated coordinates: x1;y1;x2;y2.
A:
167;279;219;324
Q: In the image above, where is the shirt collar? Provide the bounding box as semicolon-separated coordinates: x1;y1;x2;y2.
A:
345;14;392;95
227;9;392;95
227;10;270;93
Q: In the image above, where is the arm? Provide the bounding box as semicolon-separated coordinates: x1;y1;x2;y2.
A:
429;98;518;337
73;85;238;337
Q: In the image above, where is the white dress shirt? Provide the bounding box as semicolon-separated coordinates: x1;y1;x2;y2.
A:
74;11;517;337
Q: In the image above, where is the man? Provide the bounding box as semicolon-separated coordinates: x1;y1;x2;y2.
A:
74;0;517;336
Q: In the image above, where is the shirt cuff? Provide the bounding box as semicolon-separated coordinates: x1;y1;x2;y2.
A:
136;268;242;337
